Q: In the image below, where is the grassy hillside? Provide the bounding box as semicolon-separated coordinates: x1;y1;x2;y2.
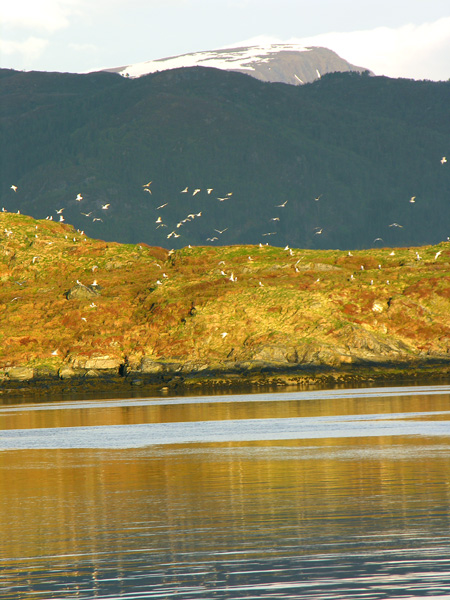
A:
1;67;449;251
1;212;450;387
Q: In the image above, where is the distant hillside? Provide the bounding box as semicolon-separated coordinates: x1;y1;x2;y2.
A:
0;66;449;250
103;44;371;85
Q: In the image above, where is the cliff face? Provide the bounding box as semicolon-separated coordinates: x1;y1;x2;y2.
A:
1;212;450;389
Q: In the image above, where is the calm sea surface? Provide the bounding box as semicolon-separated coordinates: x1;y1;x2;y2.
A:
1;383;450;599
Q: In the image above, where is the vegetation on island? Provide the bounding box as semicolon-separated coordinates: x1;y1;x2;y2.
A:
1;212;450;390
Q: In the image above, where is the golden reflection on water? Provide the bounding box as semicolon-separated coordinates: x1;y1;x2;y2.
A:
1;437;450;566
1;389;450;599
2;391;450;430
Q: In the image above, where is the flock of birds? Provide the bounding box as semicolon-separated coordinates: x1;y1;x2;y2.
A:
4;155;448;249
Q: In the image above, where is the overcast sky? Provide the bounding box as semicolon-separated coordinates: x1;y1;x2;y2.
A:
1;0;449;80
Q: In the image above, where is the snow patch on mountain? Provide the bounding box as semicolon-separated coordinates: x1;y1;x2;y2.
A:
115;43;312;79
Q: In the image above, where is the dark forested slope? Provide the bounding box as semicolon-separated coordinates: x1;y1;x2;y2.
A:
1;67;449;249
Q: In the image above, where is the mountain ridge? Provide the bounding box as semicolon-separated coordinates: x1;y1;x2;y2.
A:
101;44;371;86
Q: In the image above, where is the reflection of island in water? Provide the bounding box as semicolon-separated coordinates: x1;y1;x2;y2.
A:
1;389;450;598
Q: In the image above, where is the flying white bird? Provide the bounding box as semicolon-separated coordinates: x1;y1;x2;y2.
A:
93;217;103;222
76;193;83;201
102;204;110;210
221;332;228;338
271;217;280;221
441;157;447;164
207;188;213;194
217;197;228;202
142;181;152;188
51;349;58;356
276;200;288;207
214;228;228;234
314;228;323;235
193;188;201;195
410;196;416;203
389;223;403;227
181;187;188;193
157;203;168;209
56;208;64;214
314;195;322;202
435;250;442;260
59;215;65;222
156;216;162;223
10;185;17;192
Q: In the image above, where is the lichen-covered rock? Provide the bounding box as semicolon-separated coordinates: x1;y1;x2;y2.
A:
65;283;101;300
8;366;34;380
69;355;122;370
58;366;76;379
139;358;164;374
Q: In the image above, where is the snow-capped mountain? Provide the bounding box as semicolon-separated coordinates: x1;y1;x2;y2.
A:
103;44;371;85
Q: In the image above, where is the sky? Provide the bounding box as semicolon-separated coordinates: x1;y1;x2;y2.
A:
1;0;449;81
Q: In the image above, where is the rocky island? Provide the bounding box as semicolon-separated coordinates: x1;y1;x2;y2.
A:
1;211;450;397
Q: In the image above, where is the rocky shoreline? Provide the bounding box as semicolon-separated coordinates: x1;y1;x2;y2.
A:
2;355;450;399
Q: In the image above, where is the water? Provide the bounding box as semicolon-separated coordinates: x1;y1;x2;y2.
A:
1;384;450;599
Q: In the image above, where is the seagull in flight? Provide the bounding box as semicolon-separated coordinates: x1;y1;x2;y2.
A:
156;216;162;223
76;193;83;201
441;157;447;164
93;217;103;222
143;188;152;194
59;215;65;222
314;228;323;234
157;203;168;209
217;197;228;202
214;228;228;234
56;208;64;214
102;204;110;210
181;187;188;193
410;196;416;203
374;237;384;243
10;185;17;192
207;188;213;194
193;188;201;195
314;195;322;202
276;200;288;207
389;222;403;228
271;217;280;221
142;181;152;188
